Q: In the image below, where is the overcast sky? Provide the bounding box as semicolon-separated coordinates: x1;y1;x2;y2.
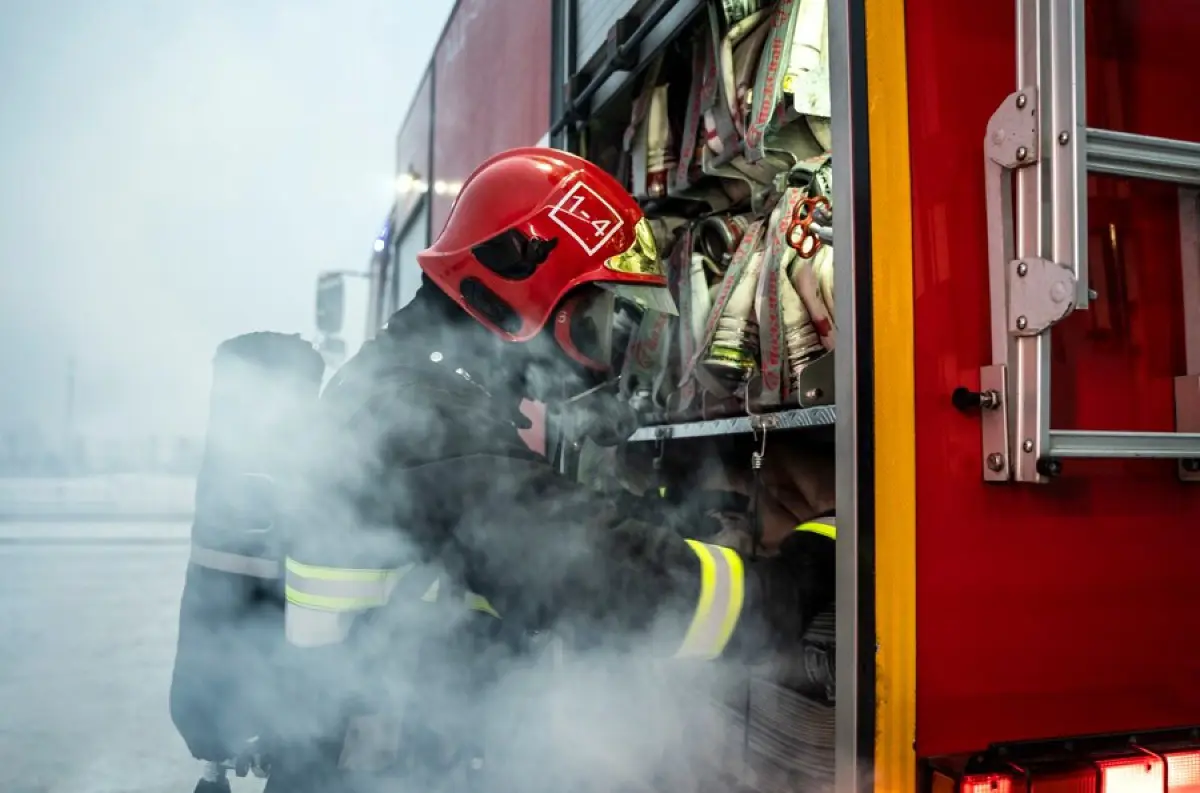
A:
0;1;453;441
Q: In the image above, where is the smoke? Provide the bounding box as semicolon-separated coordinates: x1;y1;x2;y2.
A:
161;288;838;793
0;3;457;791
0;6;839;792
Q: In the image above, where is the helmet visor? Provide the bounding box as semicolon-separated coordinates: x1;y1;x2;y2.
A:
604;217;665;278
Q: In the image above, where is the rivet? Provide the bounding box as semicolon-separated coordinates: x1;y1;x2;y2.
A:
1023;439;1034;453
1017;316;1028;330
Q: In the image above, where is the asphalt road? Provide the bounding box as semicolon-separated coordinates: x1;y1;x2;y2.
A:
0;522;262;793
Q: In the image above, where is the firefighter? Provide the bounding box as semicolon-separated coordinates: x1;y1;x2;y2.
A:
268;147;836;791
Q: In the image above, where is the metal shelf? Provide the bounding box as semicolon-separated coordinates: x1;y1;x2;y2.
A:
627;405;837;442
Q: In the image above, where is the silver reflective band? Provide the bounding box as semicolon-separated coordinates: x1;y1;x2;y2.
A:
674;540;746;660
286;606;362;648
189;542;279;579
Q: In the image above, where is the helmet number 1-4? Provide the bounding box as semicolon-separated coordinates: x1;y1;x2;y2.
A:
548;182;624;256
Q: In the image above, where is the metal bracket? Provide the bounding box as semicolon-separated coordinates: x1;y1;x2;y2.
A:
793;351;837;407
1008;256;1077;335
986;88;1039;170
980;364;1011;482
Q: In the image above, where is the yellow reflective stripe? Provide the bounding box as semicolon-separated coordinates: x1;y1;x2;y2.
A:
674;540;745;660
796;517;837;541
285;586;385;611
284;558;413;612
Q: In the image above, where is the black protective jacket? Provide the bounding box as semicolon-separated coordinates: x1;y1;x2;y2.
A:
266;289;835;792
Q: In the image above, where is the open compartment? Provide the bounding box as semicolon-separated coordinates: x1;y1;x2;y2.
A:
557;0;839;440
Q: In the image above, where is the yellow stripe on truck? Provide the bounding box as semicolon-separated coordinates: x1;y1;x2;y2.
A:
867;0;919;788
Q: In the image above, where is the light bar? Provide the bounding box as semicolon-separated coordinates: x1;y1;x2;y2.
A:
951;751;1200;793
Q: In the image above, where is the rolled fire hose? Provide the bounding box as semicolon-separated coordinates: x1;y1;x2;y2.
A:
701;7;780;190
784;0;833;152
688;214;752;351
704;239;767;385
645;83;674;198
810;243;836;331
790;245;836;352
690;253;716;347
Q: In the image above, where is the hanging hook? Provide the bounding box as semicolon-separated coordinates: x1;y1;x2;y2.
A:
652;430;667;471
750;416;768;470
752;427;767;470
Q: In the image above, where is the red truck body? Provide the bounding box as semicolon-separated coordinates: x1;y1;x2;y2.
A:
362;1;1200;790
907;0;1200;755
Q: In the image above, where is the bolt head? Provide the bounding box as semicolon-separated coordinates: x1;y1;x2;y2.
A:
987;453;1005;472
1016;146;1028;161
1017;316;1028;330
1058;131;1070;145
1023;439;1034;453
1016;94;1028;108
1016;261;1028;277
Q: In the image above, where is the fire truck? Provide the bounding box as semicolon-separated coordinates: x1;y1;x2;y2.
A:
312;1;1200;792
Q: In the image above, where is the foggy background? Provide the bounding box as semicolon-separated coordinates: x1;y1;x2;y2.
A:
0;3;455;790
0;0;454;472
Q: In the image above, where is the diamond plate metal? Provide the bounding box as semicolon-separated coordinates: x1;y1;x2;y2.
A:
627;406;837;441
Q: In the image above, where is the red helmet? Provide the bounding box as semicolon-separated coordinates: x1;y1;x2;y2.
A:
417;147;675;367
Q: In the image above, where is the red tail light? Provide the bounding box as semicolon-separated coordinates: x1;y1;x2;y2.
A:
1098;757;1163;793
963;775;1016;793
1167;752;1200;793
953;751;1200;793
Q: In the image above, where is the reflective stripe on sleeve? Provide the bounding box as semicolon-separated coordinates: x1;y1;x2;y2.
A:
284;558;413;648
285;605;361;648
189;542;279;579
674;540;745;660
465;592;500;619
285;558;503;646
796;516;836;541
416;577;501;619
284;558;412;611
